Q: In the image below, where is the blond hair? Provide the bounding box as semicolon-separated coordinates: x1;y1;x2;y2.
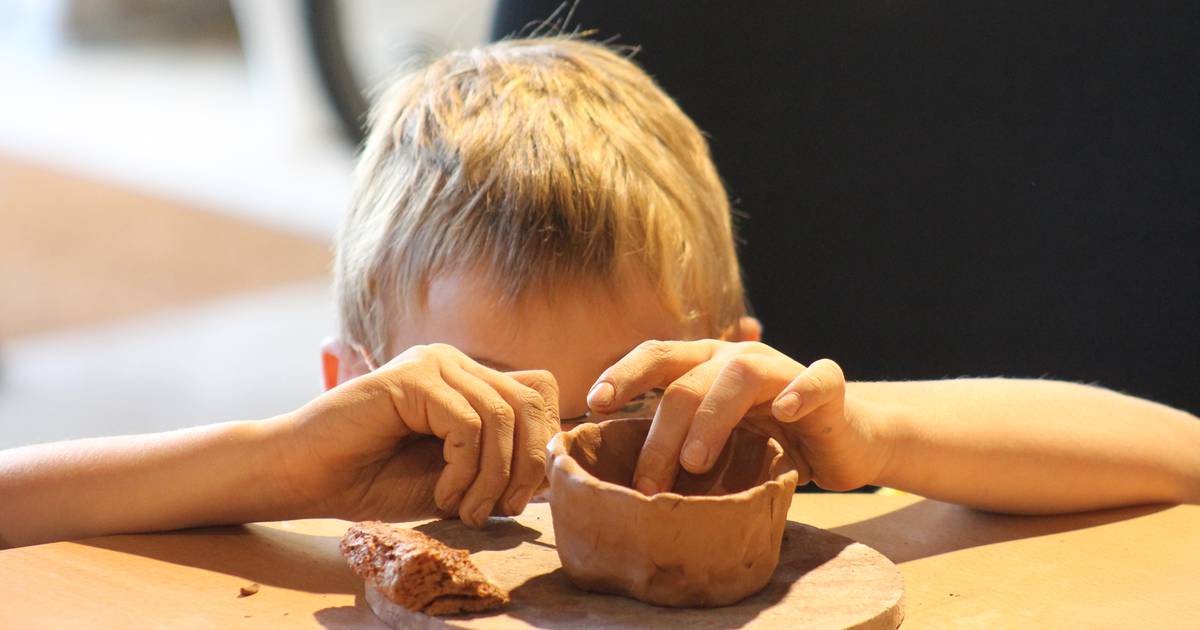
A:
335;37;744;362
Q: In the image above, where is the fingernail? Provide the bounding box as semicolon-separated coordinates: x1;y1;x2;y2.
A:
681;440;709;470
505;487;531;515
439;490;464;512
588;382;614;408
775;392;802;419
635;476;659;496
470;501;492;528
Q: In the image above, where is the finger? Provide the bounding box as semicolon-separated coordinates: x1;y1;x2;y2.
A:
468;368;558;516
509;369;561;435
633;361;723;496
511;370;562;497
684;354;799;473
415;383;482;515
771;358;846;422
587;340;720;413
510;368;561;449
443;367;515;528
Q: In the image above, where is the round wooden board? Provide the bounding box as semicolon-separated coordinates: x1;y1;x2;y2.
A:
367;503;904;629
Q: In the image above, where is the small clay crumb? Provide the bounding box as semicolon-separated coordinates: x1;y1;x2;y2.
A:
239;583;261;597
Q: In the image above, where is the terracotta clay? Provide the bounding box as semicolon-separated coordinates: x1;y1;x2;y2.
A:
340;521;509;616
547;417;800;607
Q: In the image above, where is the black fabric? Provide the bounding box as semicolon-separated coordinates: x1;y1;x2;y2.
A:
492;1;1200;413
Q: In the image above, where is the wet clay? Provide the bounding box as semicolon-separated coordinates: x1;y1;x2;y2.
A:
547;418;800;607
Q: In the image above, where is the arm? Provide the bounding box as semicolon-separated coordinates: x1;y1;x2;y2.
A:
0;419;291;548
853;378;1200;513
589;340;1200;515
0;344;559;549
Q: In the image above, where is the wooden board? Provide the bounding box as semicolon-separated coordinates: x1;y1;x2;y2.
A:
362;507;904;629
3;495;1199;628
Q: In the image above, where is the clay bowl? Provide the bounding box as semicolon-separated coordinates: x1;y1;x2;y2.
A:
546;417;800;607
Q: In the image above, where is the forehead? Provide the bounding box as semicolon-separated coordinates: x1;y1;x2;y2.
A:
387;270;688;372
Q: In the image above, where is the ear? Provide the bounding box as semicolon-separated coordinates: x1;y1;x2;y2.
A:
320;337;371;390
722;316;763;342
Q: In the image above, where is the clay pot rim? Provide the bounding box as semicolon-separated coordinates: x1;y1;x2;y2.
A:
547;417;800;504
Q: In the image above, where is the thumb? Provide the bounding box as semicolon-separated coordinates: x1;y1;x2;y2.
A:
771;359;846;424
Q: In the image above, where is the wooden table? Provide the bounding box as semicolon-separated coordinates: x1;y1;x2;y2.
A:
2;495;1197;628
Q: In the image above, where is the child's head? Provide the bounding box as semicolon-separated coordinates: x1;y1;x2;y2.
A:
328;38;756;417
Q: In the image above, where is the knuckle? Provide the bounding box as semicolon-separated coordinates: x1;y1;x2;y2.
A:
723;354;762;381
663;379;705;405
817;358;846;383
636;339;674;364
457;413;483;433
482;398;515;424
391;371;426;397
394;347;430;369
690;409;730;440
425;343;462;360
736;340;770;354
403;347;448;371
528;369;558;390
516;387;547;414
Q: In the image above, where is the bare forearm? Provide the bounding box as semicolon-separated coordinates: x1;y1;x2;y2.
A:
0;419;292;548
852;379;1200;513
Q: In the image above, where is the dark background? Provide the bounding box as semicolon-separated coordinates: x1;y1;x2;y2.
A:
494;1;1200;414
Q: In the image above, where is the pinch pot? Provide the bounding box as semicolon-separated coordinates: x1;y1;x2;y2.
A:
546;417;799;607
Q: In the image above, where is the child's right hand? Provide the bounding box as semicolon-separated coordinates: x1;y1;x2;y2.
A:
587;340;889;496
268;344;559;528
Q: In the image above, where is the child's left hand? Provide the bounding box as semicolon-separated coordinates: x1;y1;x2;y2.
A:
587;340;892;495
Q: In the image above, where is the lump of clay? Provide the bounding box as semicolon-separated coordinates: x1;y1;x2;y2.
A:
547;417;799;607
340;521;509;616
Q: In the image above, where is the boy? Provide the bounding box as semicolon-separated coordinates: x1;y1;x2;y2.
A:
2;38;1197;549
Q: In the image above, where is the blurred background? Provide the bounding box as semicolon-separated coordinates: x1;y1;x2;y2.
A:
0;0;491;448
3;1;1197;450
